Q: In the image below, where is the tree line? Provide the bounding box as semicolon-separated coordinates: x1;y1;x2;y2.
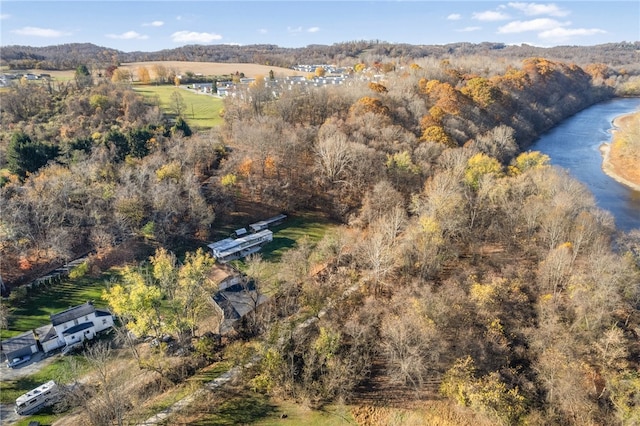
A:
2;41;639;74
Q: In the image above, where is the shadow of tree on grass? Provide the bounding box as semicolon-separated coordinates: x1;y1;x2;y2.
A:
190;389;278;425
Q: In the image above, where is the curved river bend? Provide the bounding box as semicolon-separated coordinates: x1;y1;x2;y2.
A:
529;97;640;233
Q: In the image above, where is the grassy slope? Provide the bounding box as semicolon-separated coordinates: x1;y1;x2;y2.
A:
133;85;224;130
0;356;90;404
1;272;115;339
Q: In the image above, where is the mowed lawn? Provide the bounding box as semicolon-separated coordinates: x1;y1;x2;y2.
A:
133;85;224;130
1;273;115;339
185;385;355;425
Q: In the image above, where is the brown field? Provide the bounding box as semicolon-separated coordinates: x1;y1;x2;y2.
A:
19;61;304;81
120;61;304;79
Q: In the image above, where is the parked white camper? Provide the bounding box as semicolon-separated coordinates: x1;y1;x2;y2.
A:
15;380;60;415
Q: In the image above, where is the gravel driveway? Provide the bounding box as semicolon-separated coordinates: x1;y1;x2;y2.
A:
0;352;59;425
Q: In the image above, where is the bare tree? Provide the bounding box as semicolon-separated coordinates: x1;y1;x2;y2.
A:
314;131;353;184
66;341;130;426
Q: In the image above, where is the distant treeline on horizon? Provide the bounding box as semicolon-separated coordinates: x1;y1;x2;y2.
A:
1;40;639;71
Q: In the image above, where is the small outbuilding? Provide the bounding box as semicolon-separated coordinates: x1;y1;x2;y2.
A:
0;331;39;363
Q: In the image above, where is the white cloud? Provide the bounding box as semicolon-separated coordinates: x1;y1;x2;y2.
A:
472;10;510;21
0;14;10;20
143;20;164;27
539;27;606;40
258;28;268;34
106;31;149;40
447;13;462;21
508;2;570;17
498;18;569;33
171;30;222;43
308;27;320;33
287;26;303;33
457;26;482;32
12;26;71;37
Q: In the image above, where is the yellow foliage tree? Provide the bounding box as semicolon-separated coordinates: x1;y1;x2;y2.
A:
461;77;501;108
420;125;456;147
368;82;388;93
349;96;390;117
102;267;164;338
386;151;420;175
220;173;237;187
509;151;550;175
441;356;527;425
464;153;503;190
137;66;151;84
155;161;182;182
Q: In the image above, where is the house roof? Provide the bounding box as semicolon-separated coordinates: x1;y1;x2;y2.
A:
212;280;268;329
35;324;58;343
50;302;96;326
63;321;94;336
1;331;36;355
95;309;112;317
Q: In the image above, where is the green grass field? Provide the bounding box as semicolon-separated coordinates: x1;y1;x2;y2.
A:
1;272;115;339
133;85;224;130
0;355;90;404
223;213;334;271
188;386;355;425
264;215;333;262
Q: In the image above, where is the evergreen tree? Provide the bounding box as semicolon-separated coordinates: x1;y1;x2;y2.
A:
6;132;59;179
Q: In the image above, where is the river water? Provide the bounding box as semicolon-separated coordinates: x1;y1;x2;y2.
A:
529;97;640;232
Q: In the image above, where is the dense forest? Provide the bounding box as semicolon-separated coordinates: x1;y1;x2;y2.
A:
1;43;640;425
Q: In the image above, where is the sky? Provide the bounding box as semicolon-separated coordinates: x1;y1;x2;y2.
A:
0;1;638;52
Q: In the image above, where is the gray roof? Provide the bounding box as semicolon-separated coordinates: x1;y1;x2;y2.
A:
35;324;58;343
212;281;269;334
63;321;94;336
1;331;36;355
95;309;112;317
50;302;96;326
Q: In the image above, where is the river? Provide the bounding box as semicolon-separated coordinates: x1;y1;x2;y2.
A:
529;97;640;232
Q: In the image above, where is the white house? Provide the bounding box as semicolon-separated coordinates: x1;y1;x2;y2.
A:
40;302;114;353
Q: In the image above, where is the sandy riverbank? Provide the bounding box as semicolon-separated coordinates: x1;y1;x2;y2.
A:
600;112;640;191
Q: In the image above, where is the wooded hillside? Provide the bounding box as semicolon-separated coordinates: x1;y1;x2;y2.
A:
2;41;640;72
1;45;640;425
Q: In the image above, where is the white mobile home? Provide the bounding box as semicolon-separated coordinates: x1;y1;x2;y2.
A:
208;229;273;263
248;214;287;233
